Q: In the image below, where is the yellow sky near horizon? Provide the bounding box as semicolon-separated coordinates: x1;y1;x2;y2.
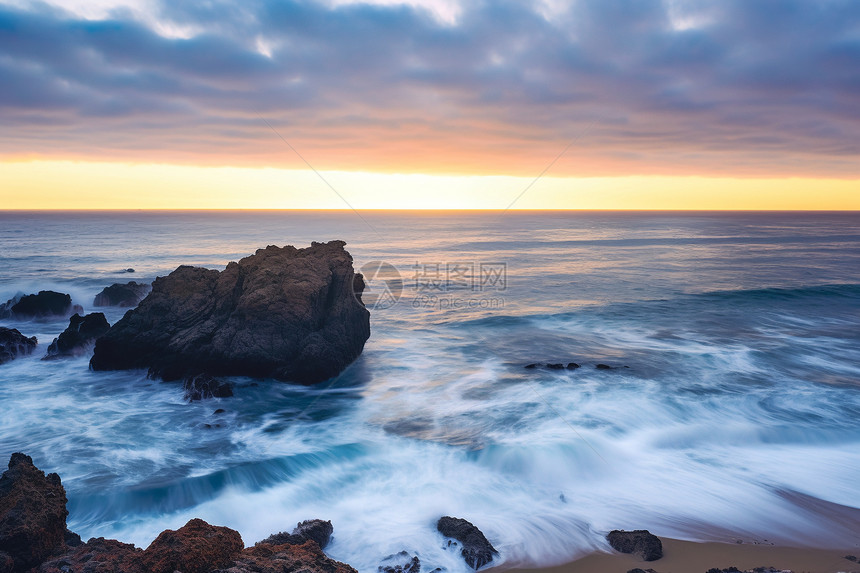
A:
1;160;859;210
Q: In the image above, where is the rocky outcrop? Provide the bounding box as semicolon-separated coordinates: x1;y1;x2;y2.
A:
257;520;333;549
607;530;663;561
213;539;357;573
436;516;497;570
90;241;371;384
141;518;244;573
93;282;151;308
40;538;145;573
0;329;37;366
44;313;110;360
183;374;234;401
0;454;70;572
0;292;82;320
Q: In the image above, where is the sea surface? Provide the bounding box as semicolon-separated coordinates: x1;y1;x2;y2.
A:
1;210;859;571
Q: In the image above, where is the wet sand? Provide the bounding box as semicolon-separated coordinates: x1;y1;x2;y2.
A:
509;538;860;573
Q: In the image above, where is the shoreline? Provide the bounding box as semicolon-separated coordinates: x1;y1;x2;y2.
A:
505;538;860;573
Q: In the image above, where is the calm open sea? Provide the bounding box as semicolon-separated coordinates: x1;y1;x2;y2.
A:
1;210;859;570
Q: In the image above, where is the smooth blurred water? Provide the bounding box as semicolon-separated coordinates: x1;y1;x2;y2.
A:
1;210;859;570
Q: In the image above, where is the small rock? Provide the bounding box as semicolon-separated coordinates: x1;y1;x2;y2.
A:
44;313;110;359
378;551;420;573
257;519;333;550
546;363;564;369
524;363;538;369
627;569;658;573
595;363;613;370
847;555;858;562
566;363;580;369
93;282;151;307
125;268;135;273
214;409;226;415
606;530;663;561
214;539;356;573
0;327;38;365
183;374;234;402
437;516;498;570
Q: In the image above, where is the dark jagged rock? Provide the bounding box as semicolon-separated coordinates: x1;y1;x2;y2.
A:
40;537;145;573
0;453;70;572
846;555;858;562
607;530;663;561
90;241;371;384
44;313;110;360
93;282;151;308
257;519;333;550
566;362;580;369
378;551;420;573
141;518;244;573
596;363;613;370
0;292;82;320
524;363;538;369
546;363;564;369
183;374;234;402
436;516;498;570
0;329;37;366
627;569;658;573
706;569;788;573
214;539;357;573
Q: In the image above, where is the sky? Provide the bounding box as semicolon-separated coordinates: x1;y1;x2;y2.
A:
1;0;859;209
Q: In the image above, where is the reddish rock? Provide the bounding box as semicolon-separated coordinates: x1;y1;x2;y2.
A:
215;539;357;573
0;453;70;572
141;518;244;573
39;537;145;573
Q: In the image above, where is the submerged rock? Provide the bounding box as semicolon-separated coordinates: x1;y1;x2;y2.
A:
378;551;420;573
90;241;370;384
214;539;357;573
0;291;82;320
436;516;497;570
93;282;151;307
0;328;37;366
607;530;663;561
257;519;333;550
142;518;244;573
183;374;234;401
0;454;71;572
44;313;110;360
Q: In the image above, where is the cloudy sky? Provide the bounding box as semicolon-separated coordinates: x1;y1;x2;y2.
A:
1;0;859;208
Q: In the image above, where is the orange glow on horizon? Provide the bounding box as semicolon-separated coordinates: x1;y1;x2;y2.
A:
1;160;859;211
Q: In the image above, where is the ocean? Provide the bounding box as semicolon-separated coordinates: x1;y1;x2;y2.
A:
1;210;859;571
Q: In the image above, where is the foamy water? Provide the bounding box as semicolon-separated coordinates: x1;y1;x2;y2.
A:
1;211;859;570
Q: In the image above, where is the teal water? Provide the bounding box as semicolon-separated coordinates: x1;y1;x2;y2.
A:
1;211;859;570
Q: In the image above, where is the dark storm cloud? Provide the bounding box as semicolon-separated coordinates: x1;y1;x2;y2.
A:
1;0;858;175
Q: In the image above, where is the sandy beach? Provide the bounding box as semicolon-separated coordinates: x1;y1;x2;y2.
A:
509;538;860;573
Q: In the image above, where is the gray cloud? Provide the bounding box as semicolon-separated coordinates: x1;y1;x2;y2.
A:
1;0;859;175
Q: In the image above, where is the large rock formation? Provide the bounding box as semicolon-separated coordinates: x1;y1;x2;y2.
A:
0;292;82;320
0;454;71;572
436;516;498;570
0;329;37;366
141;518;244;573
93;282;151;308
606;530;663;561
40;538;145;573
44;313;110;360
90;241;371;384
